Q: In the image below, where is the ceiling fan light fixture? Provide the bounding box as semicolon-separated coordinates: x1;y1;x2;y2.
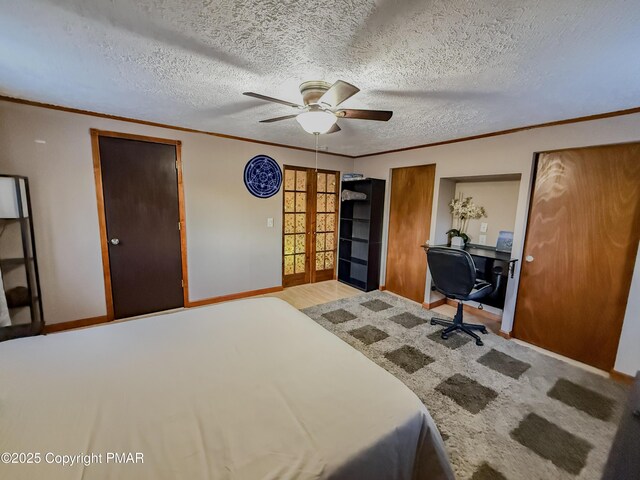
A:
295;110;336;134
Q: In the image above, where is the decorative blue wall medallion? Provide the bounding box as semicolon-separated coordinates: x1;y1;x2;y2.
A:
244;155;282;198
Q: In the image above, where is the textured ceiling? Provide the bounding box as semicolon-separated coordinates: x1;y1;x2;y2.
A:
0;0;639;156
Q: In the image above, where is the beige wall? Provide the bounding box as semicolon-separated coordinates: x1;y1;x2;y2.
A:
0;100;353;324
354;112;640;376
453;180;520;246
2;98;638;376
615;245;640;375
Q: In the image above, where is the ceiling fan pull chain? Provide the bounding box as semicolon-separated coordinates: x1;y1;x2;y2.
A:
315;132;319;172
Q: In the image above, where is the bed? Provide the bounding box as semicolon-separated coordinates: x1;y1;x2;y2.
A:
0;298;453;479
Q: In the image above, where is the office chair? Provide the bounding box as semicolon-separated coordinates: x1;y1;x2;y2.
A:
426;246;494;346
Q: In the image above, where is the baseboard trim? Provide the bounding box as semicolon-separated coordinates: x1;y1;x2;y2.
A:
43;286;284;333
186;286;284;307
379;285;386;291
44;315;109;333
609;369;635;385
421;298;446;310
445;299;502;322
498;330;512;340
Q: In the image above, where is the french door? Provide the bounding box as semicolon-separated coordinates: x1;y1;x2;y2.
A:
283;166;339;287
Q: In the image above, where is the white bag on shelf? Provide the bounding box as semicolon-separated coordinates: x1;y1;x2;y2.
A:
341;190;367;201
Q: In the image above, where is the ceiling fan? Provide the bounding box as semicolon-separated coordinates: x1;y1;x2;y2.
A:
243;80;393;134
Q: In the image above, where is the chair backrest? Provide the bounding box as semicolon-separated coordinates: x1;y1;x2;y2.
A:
427;246;477;298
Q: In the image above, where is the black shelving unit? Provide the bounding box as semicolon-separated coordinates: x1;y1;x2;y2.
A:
338;178;385;291
0;174;44;341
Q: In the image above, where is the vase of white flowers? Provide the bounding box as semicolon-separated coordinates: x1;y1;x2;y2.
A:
447;193;487;246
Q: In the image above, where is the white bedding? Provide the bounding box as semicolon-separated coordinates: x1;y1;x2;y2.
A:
0;298;453;479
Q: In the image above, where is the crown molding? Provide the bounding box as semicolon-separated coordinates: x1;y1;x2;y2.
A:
353;106;640;158
0;95;356;159
2;94;639;160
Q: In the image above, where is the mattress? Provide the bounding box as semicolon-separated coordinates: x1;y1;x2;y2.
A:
0;297;453;479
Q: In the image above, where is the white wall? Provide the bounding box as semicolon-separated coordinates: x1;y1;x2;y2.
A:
453;180;520;246
0;100;353;324
354;113;640;376
434;179;456;246
614;244;640;377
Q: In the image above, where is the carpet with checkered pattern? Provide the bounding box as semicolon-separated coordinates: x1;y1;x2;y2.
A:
302;291;627;480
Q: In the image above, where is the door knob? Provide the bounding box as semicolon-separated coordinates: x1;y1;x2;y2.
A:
110;238;120;245
525;255;534;263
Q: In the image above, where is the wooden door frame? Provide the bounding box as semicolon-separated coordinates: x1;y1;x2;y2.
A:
281;165;339;287
90;129;189;321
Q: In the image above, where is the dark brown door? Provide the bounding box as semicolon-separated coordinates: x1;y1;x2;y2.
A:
514;143;640;370
99;136;184;319
282;166;339;287
386;164;436;303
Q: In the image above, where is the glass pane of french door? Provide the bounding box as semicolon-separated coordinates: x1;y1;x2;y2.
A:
313;171;338;282
283;167;310;286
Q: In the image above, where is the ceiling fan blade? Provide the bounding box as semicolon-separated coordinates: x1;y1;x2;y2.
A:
318;80;360;107
243;92;302;109
336;109;393;121
259;114;299;123
325;123;341;134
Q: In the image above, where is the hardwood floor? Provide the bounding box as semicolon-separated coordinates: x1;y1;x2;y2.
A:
262;280;361;309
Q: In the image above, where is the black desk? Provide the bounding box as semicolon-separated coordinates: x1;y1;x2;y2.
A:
428;244;516;270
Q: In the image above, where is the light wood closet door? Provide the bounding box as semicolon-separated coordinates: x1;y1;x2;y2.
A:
386;164;436;303
514;143;640;370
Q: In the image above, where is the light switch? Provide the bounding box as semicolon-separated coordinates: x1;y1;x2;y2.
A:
480;222;488;233
267;217;274;228
479;234;487;245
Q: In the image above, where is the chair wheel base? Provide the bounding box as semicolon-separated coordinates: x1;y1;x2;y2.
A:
430;319;488;346
428;306;488;346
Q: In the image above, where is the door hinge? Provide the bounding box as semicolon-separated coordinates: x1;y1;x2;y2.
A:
178;221;181;230
175;160;179;170
181;279;185;288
